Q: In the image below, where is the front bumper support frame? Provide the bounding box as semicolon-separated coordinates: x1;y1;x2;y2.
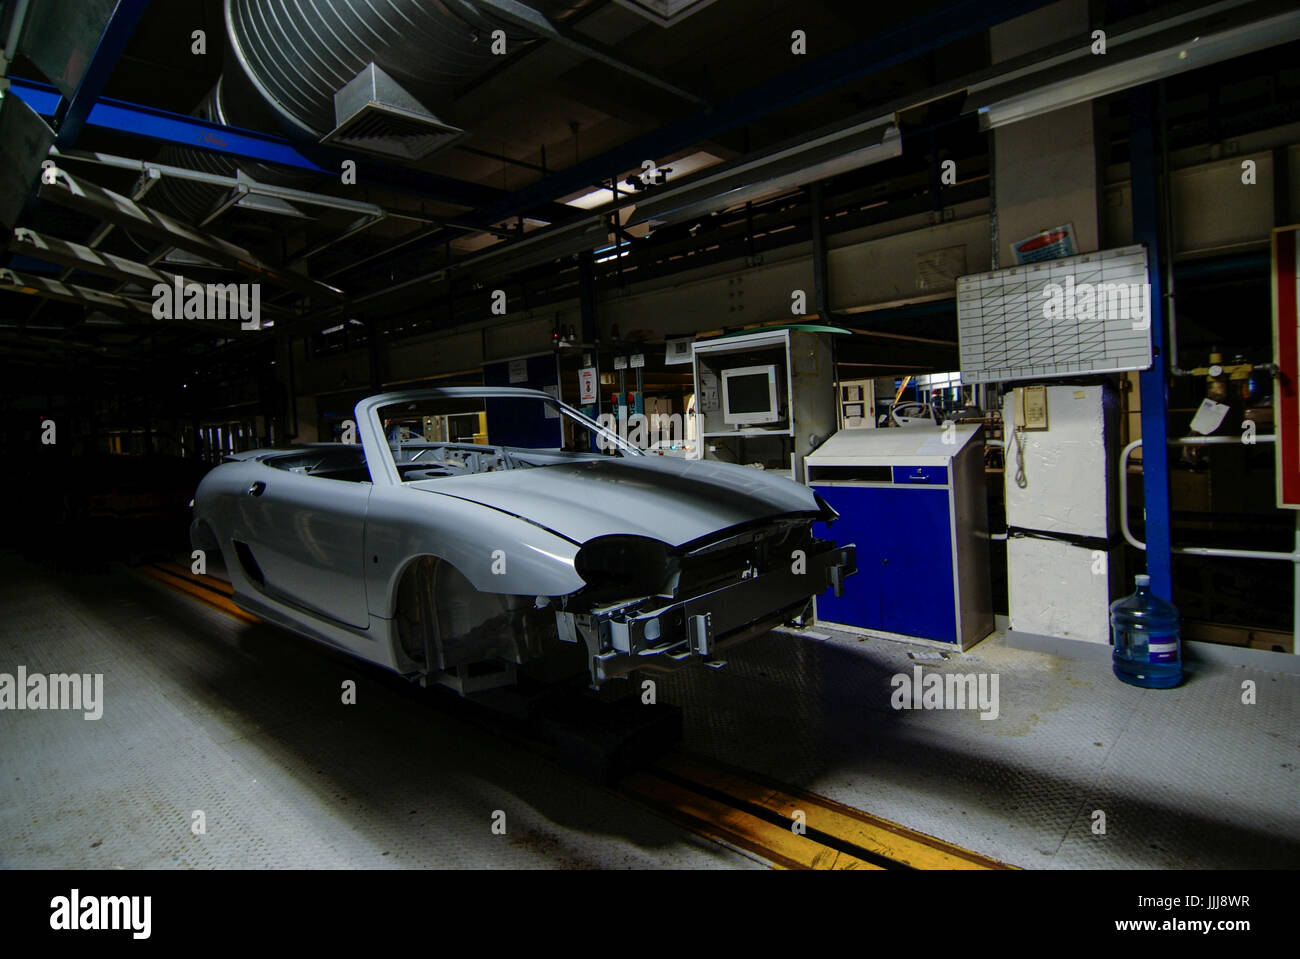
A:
559;542;856;684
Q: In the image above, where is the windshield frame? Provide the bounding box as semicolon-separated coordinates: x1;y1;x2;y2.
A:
356;387;642;487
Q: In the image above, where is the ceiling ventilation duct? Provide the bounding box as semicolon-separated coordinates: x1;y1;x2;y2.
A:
320;63;464;161
151;80;310;226
220;0;542;155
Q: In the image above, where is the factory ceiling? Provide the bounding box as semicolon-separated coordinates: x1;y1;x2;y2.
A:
0;0;1297;398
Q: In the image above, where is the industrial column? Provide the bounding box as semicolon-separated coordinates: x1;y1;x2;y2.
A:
1128;83;1174;601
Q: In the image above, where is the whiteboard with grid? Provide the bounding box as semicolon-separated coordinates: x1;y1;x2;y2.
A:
956;245;1153;384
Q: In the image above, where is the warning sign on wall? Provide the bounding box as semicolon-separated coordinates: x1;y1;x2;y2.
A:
579;366;597;405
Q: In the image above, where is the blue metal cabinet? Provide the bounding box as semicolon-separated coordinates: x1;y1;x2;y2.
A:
806;425;993;650
813;485;883;631
814;485;956;644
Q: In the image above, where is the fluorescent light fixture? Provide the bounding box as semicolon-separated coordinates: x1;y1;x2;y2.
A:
972;7;1300;130
594;242;631;264
452;116;896;279
630;115;900;227
561;151;725;210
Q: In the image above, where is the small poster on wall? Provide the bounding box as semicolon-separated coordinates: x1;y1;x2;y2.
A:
698;371;720;412
1011;223;1077;264
579;366;597;404
508;358;528;383
665;337;693;365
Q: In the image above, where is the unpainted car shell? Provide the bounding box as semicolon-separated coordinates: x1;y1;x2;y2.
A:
191;387;854;690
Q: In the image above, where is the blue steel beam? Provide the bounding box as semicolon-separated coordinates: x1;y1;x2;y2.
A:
54;0;152;148
11;77;330;171
1128;83;1174;601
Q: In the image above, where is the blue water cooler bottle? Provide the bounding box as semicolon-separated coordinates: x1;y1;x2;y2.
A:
1110;574;1182;688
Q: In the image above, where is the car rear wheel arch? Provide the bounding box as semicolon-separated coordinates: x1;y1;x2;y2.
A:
190;518;220;555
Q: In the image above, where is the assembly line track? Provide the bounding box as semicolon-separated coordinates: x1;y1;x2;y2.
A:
137;560;1012;871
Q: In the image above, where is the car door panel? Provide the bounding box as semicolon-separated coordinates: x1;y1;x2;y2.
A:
234;468;372;629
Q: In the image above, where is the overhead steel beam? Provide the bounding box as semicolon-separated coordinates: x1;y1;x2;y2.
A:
37;168;345;303
53;0;151;147
50;147;394;219
12;77;327;170
7;77;579;221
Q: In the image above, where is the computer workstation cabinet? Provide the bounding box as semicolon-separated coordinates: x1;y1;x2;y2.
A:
690;328;837;484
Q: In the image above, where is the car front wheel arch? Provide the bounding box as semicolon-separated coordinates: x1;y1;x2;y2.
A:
392;555;554;673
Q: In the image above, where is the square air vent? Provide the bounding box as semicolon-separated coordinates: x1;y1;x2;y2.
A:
613;0;719;27
321;63;464;162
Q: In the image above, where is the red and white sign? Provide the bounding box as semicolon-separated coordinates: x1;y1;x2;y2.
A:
1011;223;1077;264
1273;225;1300;508
578;366;597;405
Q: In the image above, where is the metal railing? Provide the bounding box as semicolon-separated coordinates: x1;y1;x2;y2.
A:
1120;434;1300;563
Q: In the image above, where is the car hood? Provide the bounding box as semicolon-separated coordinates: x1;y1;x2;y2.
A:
406;456;821;547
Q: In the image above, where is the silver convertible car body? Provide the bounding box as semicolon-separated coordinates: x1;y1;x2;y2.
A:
191;387;856;694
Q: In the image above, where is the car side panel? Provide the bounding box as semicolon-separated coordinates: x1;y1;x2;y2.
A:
194;460;371;628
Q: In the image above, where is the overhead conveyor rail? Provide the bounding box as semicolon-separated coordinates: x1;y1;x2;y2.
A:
35;168;347;304
0;267;156;321
6;227;294;329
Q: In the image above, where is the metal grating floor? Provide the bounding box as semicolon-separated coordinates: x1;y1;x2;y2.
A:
660;627;1300;868
2;552;1297;869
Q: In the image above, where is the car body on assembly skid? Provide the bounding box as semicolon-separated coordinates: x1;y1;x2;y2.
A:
191;387;856;694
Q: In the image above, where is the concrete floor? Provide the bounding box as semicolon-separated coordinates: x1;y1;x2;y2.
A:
0;554;754;869
2;551;1298;869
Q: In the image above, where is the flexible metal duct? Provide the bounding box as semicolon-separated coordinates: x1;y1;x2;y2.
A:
221;0;540;141
151;80;296;226
150;0;547;225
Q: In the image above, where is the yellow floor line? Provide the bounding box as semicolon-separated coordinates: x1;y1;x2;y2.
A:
657;752;1014;870
618;770;880;870
137;564;259;624
152;561;234;595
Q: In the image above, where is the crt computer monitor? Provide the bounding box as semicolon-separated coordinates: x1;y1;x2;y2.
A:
722;365;780;425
